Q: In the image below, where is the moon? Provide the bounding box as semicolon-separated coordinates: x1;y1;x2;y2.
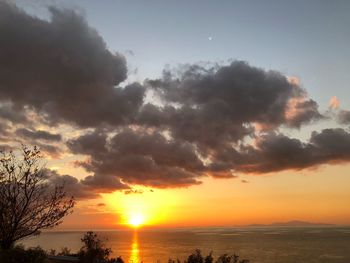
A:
208;36;213;41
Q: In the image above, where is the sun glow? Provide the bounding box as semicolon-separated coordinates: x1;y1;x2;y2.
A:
128;213;144;227
103;187;180;227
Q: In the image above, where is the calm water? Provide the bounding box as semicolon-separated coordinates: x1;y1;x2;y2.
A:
21;227;350;263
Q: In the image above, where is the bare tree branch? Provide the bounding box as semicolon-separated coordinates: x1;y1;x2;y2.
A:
0;145;75;249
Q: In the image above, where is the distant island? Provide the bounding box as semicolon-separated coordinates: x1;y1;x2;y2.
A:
246;220;334;227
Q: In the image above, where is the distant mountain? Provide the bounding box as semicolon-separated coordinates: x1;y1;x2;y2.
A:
247;220;333;227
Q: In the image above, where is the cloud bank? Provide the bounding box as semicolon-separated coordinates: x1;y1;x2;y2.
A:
1;2;350;197
0;2;143;127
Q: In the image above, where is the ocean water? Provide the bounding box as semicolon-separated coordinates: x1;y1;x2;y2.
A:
21;227;350;263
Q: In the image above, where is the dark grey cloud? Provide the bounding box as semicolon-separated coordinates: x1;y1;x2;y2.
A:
338;110;350;124
68;129;204;188
45;169;128;199
2;2;349;192
144;61;323;150
0;2;145;127
67;129;107;156
36;143;63;158
209;128;350;175
284;99;321;128
138;103;252;150
149;62;322;127
0;103;28;123
68;128;350;187
81;173;129;192
310;128;350;161
16;128;62;141
65;61;347;188
45;169;100;199
10;127;63;157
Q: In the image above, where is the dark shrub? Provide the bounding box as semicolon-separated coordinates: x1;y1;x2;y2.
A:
0;245;48;263
78;231;124;263
204;252;213;263
182;250;248;263
187;249;203;263
58;246;73;256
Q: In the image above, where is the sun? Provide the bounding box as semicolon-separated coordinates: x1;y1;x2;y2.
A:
104;188;180;227
128;213;144;228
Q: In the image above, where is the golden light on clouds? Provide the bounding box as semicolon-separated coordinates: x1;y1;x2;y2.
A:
329;96;340;109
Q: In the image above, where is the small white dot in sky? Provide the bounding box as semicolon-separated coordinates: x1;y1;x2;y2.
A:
208;36;213;41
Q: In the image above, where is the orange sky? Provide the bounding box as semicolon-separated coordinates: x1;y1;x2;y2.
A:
58;163;350;230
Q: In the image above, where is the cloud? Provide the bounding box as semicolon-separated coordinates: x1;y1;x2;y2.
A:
124;189;144;195
329;96;340;109
68;128;350;187
145;61;323;148
45;169;100;199
338;110;350;124
37;143;63;158
2;2;350;192
310;128;350;161
327;96;350;125
149;62;322;128
0;122;11;138
284;98;321;128
45;168;129;199
65;61;345;188
68;129;204;188
0;2;145;127
16;128;62;141
81;173;129;192
0;102;28;123
210;128;350;175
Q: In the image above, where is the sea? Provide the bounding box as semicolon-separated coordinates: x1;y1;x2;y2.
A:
21;227;350;263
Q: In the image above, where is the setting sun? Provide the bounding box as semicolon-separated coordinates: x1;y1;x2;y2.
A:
128;213;144;227
104;188;181;227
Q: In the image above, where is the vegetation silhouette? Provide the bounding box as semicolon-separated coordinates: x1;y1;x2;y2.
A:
0;145;74;250
0;231;250;263
52;247;73;257
169;249;249;263
0;245;47;263
78;231;124;263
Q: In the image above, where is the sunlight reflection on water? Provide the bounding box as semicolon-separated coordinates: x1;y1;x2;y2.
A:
130;231;140;263
21;227;350;263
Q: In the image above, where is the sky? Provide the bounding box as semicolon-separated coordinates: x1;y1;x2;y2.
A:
1;0;350;229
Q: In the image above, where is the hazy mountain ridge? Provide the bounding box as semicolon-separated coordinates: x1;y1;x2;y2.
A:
247;220;334;227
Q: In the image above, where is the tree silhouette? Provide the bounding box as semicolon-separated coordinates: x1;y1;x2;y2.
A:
78;231;123;263
0;146;74;249
187;249;204;263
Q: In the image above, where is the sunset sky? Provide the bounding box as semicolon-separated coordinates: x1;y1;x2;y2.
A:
1;0;350;229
